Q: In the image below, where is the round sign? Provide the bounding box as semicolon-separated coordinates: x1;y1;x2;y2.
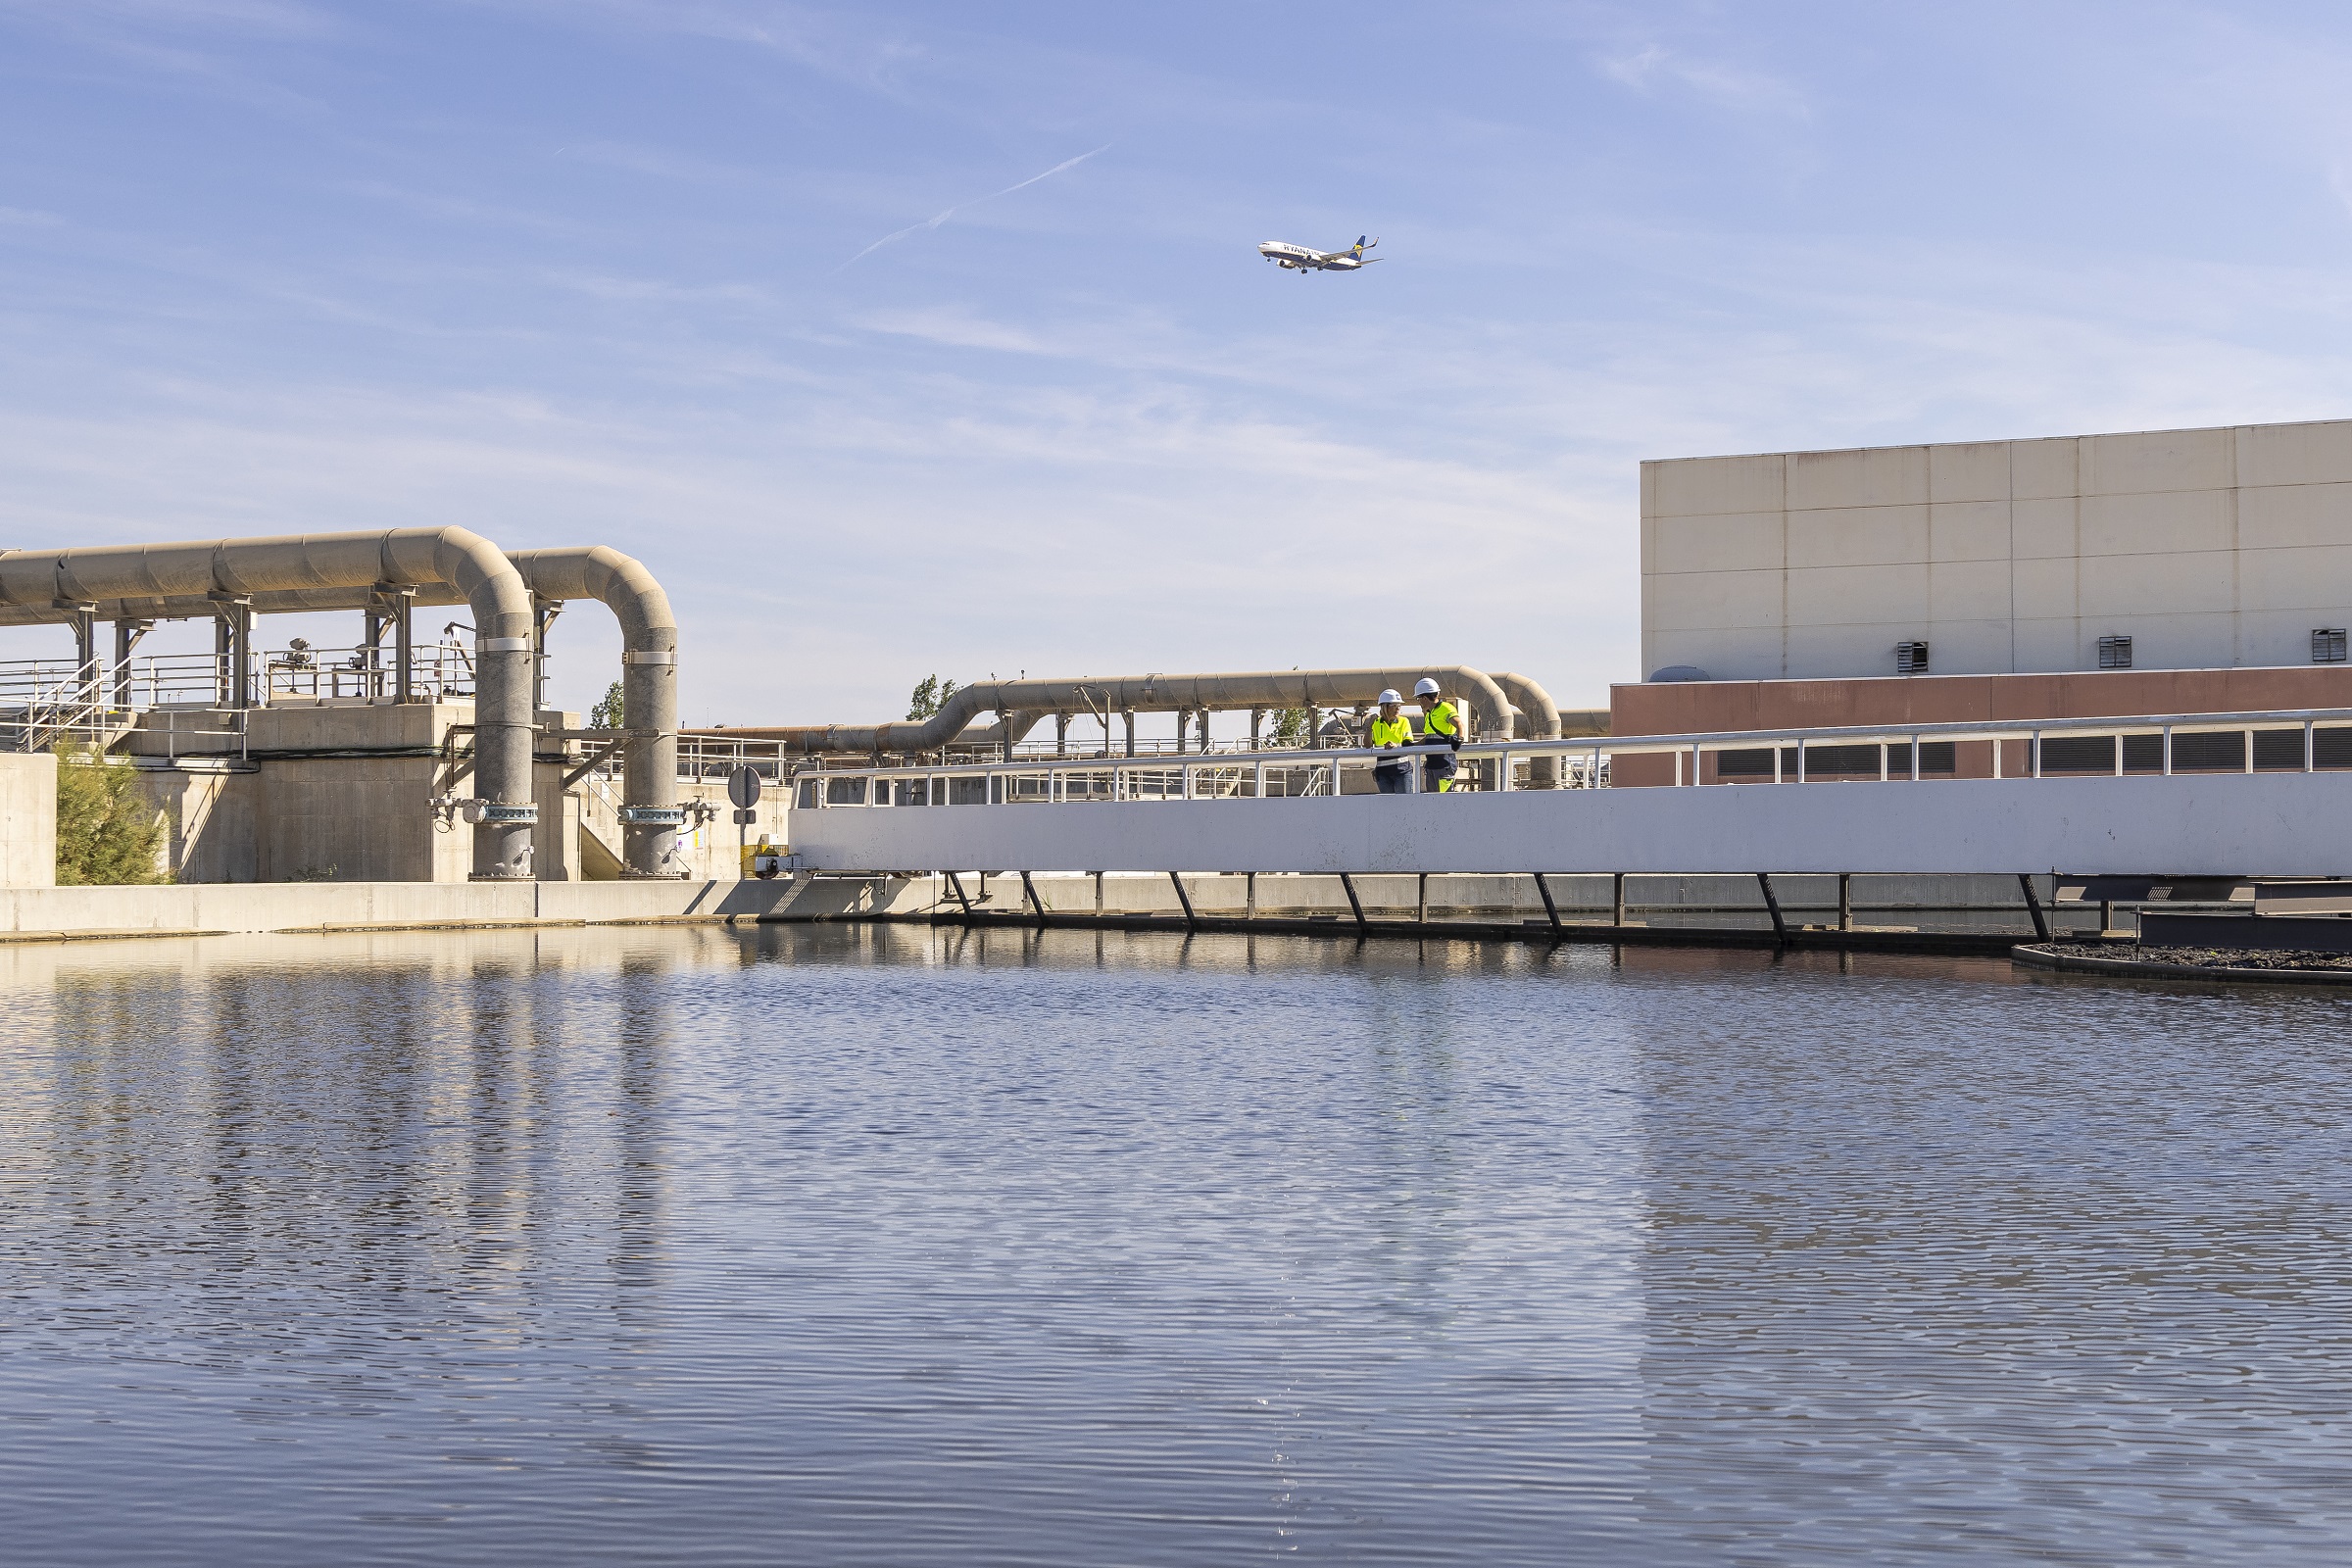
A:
727;764;762;809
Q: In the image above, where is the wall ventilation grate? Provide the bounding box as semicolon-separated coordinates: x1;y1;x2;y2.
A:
2097;635;2133;669
1894;640;1930;675
2315;628;2347;663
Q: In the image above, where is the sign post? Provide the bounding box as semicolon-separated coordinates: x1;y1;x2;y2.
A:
727;765;761;878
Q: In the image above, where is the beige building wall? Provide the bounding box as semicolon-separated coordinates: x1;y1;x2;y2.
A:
1642;417;2352;681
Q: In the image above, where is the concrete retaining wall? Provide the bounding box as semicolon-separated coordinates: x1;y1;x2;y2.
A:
2;752;55;888
0;874;932;939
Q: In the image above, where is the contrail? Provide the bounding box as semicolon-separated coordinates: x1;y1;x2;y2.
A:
836;144;1110;271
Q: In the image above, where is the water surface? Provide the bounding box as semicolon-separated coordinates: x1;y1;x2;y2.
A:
2;925;2348;1564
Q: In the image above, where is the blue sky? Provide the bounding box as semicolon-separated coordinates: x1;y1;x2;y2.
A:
5;2;2352;726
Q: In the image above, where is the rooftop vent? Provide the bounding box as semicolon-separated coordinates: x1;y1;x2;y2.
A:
2097;634;2133;670
1646;665;1710;683
1894;640;1930;675
2315;628;2347;664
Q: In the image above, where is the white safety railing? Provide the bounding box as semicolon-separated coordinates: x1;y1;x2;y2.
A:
678;735;797;783
786;706;2352;809
794;743;1495;809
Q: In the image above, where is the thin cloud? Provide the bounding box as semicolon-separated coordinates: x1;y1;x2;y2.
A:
1600;44;1809;120
836;144;1110;271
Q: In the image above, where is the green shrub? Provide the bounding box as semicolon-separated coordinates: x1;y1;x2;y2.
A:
1265;708;1311;747
56;748;172;885
906;674;959;720
590;680;624;730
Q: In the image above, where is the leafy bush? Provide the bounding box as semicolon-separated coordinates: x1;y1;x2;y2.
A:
1264;708;1311;747
590;680;624;730
56;748;171;885
906;674;959;720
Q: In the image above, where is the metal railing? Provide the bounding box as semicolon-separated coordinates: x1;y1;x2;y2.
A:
0;641;484;753
785;706;2352;808
793;743;1510;808
259;640;476;703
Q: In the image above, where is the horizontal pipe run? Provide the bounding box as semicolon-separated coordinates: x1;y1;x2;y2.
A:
0;529;534;878
689;664;1531;755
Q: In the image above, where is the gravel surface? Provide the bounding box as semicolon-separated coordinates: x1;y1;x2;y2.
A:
2042;942;2352;972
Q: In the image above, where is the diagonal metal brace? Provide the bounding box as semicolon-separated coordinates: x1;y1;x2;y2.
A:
562;734;627;789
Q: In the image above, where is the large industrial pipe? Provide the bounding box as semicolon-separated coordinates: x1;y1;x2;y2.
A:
697;666;1522;757
1490;670;1562;788
506;548;679;878
56;548;688;877
0;530;538;879
1489;671;1561;741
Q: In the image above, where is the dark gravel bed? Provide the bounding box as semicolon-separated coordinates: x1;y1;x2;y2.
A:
2042;941;2352;972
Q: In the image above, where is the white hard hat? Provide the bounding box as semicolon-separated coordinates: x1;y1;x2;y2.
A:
1376;688;1401;705
1414;678;1441;697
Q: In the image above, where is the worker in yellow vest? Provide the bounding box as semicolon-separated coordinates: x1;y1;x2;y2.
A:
1369;689;1415;794
1414;677;1460;792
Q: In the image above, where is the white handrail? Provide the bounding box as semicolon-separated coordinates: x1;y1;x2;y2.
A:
779;706;2352;805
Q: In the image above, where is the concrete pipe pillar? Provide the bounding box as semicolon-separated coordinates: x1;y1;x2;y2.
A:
1054;711;1068;757
111;619;151;711
69;609;97;705
1174;709;1189;752
1123;710;1136;759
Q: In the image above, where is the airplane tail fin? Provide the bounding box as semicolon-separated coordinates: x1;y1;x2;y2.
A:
1351;235;1379;258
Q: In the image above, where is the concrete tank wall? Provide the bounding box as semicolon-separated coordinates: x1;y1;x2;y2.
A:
122;701;590;885
1;752;56;888
789;769;2352;878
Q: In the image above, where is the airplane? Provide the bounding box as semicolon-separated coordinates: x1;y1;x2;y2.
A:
1257;235;1380;273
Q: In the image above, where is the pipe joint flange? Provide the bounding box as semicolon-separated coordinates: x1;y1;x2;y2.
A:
434;793;538;827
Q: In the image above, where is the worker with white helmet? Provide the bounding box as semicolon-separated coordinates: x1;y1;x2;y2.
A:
1369;688;1414;794
1413;677;1460;792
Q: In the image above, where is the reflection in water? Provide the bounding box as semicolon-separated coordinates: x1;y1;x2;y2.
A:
0;928;2346;1563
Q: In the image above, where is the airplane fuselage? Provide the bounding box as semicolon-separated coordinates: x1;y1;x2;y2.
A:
1257;239;1376;272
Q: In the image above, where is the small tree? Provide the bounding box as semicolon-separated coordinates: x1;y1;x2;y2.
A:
56;747;171;886
906;674;959;720
590;680;624;730
1265;708;1310;748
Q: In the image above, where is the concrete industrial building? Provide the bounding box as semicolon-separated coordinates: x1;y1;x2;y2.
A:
1619;416;2352;738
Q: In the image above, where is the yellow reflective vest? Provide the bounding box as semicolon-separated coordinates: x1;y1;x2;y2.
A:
1370;712;1413;748
1421;700;1459;745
